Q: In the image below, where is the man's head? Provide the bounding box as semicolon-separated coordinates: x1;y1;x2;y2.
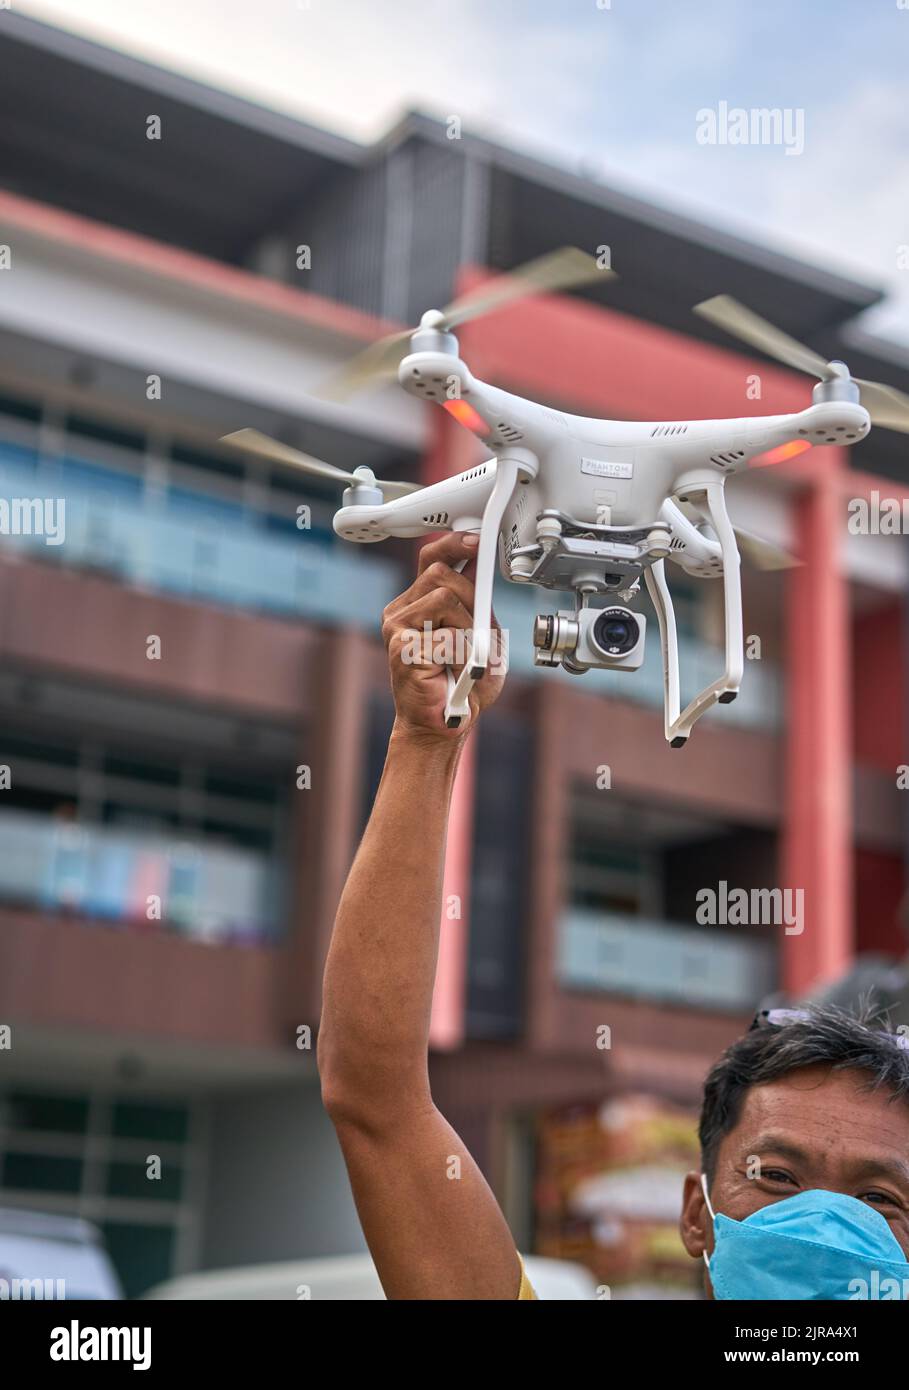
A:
680;1005;909;1288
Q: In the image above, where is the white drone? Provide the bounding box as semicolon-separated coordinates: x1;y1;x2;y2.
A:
223;249;909;745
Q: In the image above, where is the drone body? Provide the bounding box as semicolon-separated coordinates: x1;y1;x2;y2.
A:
223;249;907;744
336;354;869;552
332;340;869;743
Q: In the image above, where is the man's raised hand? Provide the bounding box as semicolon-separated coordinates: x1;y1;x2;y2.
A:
380;532;507;739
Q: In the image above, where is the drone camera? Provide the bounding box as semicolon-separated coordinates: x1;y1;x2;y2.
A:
591;608;644;661
533;605;646;673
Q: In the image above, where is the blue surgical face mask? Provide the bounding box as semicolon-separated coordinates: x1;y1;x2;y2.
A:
701;1174;909;1300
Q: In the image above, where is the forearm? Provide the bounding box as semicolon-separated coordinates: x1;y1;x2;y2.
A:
316;533;520;1299
319;719;466;1118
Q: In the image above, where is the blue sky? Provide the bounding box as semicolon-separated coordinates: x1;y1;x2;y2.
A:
20;0;909;343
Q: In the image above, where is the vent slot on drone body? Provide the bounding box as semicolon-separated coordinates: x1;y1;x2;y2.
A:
708;449;746;469
411;373;447;400
422;511;450;526
461;464;490;482
497;421;524;443
651;424;689;437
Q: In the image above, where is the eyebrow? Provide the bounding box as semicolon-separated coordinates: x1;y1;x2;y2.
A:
746;1134;909;1187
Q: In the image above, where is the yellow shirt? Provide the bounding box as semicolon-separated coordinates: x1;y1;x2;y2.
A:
518;1257;538;1300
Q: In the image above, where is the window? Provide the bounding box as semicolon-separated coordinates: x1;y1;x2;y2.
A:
101;1223;176;1300
4;1091;89;1135
65;414;145;455
0;389;41;424
111;1102;189;1145
0;1087;206;1298
3;1153;83;1194
570;835;658;917
0;700;288;942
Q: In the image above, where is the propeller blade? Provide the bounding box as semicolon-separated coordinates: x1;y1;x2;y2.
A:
676;496;799;570
358;476;422;499
694;297;909;436
440;246;613;330
854;378;909;435
319;246;614;398
318;329;414;401
733;526;800;571
694;295;832;381
221;428;357;483
220;428;420;498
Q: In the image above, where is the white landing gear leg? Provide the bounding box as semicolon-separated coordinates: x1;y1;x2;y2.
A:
644;559;681;744
647;476;744;747
444;448;537;729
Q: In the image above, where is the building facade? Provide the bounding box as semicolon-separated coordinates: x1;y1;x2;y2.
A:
0;13;905;1294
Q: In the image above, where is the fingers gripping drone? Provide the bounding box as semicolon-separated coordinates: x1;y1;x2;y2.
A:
443;448;535;728
222;249;909;744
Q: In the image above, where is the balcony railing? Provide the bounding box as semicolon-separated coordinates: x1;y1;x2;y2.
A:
0;809;277;945
559;907;777;1011
0;444;402;629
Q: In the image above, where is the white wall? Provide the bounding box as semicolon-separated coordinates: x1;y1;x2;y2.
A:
0;221;424;451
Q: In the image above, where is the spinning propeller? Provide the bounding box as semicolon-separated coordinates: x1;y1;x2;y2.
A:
673;498;798;571
694;294;909;434
732;528;798;571
318;246;614;399
221;247;613;492
220;428;420;499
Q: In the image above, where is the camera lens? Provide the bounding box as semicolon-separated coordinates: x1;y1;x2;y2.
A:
592;608;640;656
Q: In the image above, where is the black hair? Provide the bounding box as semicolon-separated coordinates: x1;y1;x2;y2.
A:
699;1003;909;1183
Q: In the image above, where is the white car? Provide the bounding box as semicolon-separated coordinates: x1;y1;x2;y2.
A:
0;1207;122;1301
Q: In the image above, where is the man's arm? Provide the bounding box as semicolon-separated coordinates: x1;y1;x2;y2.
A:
318;531;523;1300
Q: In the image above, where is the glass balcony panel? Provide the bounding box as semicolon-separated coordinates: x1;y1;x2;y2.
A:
559;907;777;1011
0;451;402;631
0;808;276;945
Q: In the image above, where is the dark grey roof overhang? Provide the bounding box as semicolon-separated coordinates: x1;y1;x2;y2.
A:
384;111;884;345
0;11;361;262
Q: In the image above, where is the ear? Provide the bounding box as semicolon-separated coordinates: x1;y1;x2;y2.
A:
679;1169;711;1259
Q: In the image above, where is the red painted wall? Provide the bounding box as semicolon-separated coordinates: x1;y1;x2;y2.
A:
854;849;906;956
852;599;905;771
459;273;808;423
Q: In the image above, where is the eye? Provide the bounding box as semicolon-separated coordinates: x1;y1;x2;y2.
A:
860;1190;899;1209
763;1169;798;1187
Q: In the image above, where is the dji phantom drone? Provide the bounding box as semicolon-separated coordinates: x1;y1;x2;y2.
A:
223;249;909;745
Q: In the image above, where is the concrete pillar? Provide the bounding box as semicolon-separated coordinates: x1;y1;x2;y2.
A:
781;457;853;992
